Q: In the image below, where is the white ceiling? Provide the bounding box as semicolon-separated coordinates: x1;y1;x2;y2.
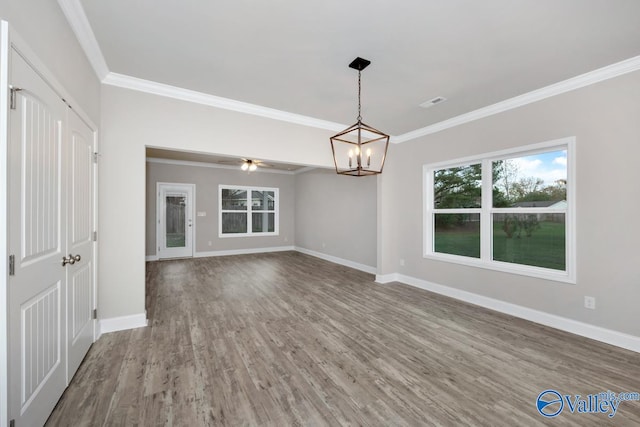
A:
77;0;640;136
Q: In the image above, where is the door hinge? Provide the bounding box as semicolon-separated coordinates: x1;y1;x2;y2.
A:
10;86;23;110
9;255;15;276
93;152;99;163
93;231;97;241
93;309;97;320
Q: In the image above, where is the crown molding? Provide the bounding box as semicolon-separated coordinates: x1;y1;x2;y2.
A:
57;0;109;80
103;72;348;133
146;157;299;175
394;55;640;144
293;166;319;175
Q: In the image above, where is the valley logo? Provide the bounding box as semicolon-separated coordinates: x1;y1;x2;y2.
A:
536;389;640;418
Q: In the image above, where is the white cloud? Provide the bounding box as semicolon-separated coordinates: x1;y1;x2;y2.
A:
553;156;567;166
505;155;566;187
511;157;542;177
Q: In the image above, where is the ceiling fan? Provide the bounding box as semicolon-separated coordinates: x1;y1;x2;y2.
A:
218;158;272;171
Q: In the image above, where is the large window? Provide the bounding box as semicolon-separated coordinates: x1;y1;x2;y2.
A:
424;138;575;282
219;185;278;237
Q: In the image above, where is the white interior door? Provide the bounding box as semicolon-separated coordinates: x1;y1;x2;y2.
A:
157;183;194;259
66;110;95;383
8;50;67;427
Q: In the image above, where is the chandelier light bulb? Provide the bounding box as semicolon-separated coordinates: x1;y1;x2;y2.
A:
249;163;257;172
241;162;249;171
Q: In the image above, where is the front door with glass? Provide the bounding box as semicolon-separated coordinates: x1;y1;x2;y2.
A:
157;183;194;259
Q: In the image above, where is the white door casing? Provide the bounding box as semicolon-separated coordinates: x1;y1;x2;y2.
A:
8;49;68;427
157;183;194;259
0;20;10;427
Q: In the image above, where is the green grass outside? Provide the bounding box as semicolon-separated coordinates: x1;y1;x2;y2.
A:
435;221;565;270
493;221;565;270
166;233;186;248
434;226;481;258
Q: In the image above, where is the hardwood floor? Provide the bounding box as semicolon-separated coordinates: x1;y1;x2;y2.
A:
46;252;640;426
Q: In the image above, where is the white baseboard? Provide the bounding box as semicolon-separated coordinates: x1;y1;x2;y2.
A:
294;246;377;274
195;246;295;258
146;246;296;261
386;273;640;353
375;273;399;284
99;313;148;336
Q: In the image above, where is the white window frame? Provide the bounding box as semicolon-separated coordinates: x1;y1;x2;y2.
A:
423;137;576;283
218;185;279;237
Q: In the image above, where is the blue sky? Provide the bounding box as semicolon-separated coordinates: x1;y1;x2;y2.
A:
506;149;567;186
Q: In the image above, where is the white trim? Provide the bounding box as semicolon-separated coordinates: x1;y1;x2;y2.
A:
57;0;109;80
146;157;297;175
0;20;9;427
387;273;640;354
145;255;159;262
394;55;640;143
293;166;318;175
375;273;400;284
424;137;573;169
98;313;148;336
195;246;294;258
294;247;377;275
92;129;99;342
103;72;348;132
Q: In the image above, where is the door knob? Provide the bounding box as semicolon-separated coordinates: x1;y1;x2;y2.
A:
61;254;81;266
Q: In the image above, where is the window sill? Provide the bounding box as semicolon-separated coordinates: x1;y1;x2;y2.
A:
219;232;279;238
422;252;575;284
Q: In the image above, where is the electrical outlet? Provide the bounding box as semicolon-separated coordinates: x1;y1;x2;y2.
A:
322;242;326;248
584;296;596;310
399;259;405;266
208;241;212;247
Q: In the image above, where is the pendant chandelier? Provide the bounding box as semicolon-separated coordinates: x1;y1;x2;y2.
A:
330;57;390;176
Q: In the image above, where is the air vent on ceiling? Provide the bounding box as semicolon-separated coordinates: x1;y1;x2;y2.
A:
419;96;447;109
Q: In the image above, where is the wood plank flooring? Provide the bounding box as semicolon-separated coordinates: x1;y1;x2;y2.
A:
46;252;640;426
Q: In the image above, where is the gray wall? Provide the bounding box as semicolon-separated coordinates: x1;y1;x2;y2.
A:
146;161;295;256
295;168;377;269
379;70;640;337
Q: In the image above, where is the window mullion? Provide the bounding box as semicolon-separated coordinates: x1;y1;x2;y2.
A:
480;159;492;261
247;197;252;235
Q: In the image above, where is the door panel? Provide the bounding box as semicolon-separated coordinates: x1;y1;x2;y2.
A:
9;50;67;427
70;125;92;247
67;110;94;381
70;264;91;342
20;91;60;264
21;282;61;407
